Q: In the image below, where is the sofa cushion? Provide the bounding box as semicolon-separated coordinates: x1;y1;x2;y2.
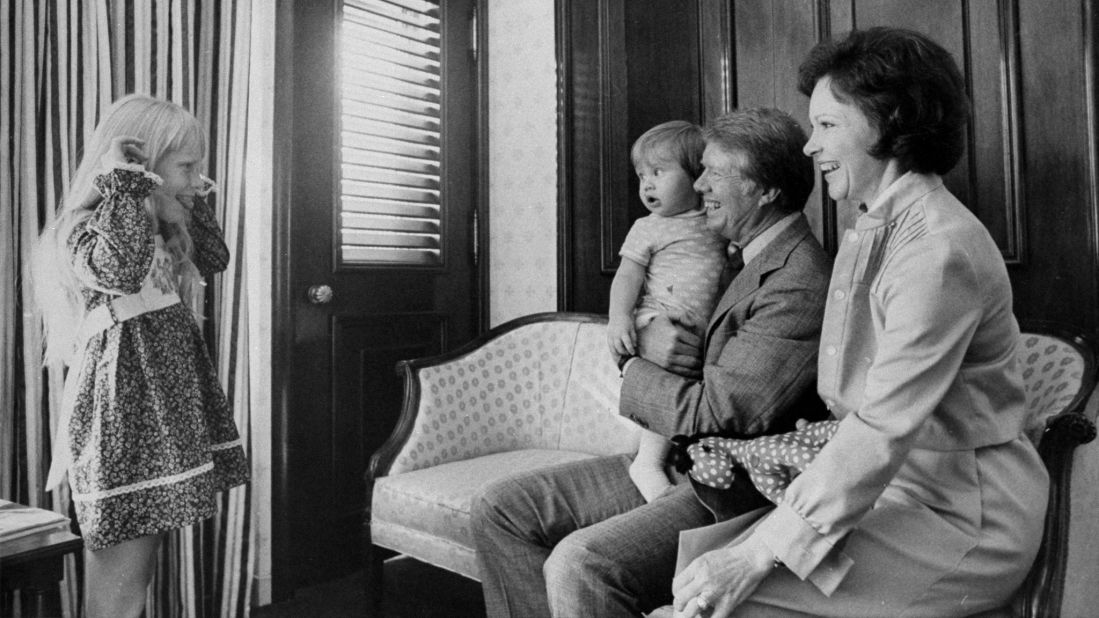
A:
371;448;600;579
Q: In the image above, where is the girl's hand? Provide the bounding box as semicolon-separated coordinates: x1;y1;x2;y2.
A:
104;136;148;168
607;316;637;359
671;535;775;618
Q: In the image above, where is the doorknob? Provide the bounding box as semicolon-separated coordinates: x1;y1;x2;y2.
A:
307;284;334;305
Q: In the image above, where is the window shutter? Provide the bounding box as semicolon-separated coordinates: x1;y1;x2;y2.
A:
339;0;442;266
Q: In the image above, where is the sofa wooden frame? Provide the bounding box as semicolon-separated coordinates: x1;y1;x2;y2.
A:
1012;320;1097;617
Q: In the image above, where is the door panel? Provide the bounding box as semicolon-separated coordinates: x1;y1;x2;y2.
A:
331;313;444;544
273;0;481;594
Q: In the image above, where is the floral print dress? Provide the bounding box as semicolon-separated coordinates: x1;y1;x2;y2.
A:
61;167;249;550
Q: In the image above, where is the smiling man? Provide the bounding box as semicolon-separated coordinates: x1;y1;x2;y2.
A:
470;108;832;618
620;109;832;439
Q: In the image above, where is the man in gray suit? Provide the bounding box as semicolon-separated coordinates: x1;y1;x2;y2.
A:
471;108;832;618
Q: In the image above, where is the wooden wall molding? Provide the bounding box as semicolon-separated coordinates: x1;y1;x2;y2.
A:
815;0;840;254
555;0;572;311
598;0;629;275
698;0;734;120
1085;0;1099;325
993;0;1028;264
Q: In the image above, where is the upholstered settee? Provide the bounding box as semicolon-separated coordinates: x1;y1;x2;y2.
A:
364;312;1096;616
364;312;639;604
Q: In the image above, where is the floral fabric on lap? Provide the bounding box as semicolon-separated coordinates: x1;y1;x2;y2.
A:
686;420;839;503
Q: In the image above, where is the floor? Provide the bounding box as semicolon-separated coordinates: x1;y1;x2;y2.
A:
252;557;486;618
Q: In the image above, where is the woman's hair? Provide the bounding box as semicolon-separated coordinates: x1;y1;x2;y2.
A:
630;120;706;179
797;27;969;175
703;107;815;214
34;94;207;365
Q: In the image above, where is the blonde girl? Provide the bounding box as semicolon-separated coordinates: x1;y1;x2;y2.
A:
34;94;249;618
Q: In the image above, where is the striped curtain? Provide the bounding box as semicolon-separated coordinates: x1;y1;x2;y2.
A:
1;1;274;616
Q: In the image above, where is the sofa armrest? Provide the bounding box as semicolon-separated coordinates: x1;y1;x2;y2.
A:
367;358;437;483
556;321;640;455
1014;408;1096;617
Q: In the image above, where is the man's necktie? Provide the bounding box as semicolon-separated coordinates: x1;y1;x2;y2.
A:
727;243;745;270
723;243;745;287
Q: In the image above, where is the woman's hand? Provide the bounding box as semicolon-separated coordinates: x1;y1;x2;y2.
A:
103;136;148;168
637;314;703;378
672;534;775;618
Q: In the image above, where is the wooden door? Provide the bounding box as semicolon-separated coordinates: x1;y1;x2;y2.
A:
272;0;483;595
560;0;1099;337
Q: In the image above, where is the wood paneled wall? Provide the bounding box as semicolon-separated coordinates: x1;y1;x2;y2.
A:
558;0;1099;338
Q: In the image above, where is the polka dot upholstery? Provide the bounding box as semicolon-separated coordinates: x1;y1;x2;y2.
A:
386;320;640;477
1018;333;1087;446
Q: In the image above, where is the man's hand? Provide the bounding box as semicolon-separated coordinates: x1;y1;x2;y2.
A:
637;314;703;378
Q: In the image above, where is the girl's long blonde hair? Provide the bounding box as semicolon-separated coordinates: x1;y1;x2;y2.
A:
33;94;208;365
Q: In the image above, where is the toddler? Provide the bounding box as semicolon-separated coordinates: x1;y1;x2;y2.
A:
608;120;727;501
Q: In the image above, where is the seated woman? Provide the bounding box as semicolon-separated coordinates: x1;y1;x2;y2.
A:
670;27;1049;617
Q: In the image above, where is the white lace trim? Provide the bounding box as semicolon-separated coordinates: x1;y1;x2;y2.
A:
71;462;214;502
210;438;242;451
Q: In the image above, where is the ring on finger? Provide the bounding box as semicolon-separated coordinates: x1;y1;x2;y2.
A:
696;590;713;611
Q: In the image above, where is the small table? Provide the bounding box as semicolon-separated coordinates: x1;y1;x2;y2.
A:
1;528;83;618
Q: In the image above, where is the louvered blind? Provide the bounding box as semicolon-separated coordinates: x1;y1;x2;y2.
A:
339;0;442;266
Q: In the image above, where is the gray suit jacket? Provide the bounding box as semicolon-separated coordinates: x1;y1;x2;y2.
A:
620;214;831;440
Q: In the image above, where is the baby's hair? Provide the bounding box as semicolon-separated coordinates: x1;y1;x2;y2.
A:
33;94;208;365
630;120;705;179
